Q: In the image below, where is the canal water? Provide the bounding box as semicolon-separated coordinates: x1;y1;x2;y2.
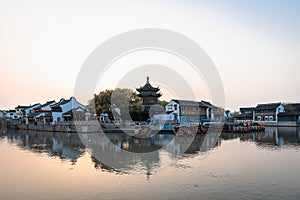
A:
0;127;300;200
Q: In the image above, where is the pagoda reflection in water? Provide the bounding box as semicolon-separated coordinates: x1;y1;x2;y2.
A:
3;127;300;175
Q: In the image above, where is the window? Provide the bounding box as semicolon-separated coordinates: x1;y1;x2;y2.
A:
264;116;269;121
257;116;261;121
269;116;273;121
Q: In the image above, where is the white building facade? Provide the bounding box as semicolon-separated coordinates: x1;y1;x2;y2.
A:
254;103;284;122
50;97;88;124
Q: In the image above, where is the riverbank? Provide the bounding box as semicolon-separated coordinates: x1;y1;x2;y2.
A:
11;121;100;133
253;121;300;127
3;119;299;135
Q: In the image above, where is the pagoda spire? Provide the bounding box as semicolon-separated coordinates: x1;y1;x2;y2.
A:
146;76;149;84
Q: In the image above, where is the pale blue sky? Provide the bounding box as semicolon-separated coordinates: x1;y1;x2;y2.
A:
0;0;299;111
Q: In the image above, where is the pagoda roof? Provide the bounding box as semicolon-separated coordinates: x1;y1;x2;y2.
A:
137;92;162;97
136;77;160;92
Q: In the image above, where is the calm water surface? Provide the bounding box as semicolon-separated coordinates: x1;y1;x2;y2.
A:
0;127;300;200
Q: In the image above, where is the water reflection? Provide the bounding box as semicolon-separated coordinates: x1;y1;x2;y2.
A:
0;125;7;136
220;127;300;149
6;130;85;164
2;127;300;174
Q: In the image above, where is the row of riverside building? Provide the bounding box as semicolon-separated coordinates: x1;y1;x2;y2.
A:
2;97;91;125
136;77;300;127
161;101;300;127
236;102;300;126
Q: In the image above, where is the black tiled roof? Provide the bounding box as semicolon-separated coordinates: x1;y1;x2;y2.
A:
171;99;211;108
136;77;160;93
15;105;30;110
201;101;212;107
284;103;300;112
255;103;281;111
240;107;255;113
34;100;55;110
16;103;41;110
172;99;199;106
50;98;68;108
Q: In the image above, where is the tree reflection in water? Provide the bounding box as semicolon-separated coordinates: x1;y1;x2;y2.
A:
3;126;300;176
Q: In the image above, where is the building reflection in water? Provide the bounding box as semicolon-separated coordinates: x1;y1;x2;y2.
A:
220;127;300;148
84;132;161;175
3;127;300;176
0;125;7;136
6;129;85;164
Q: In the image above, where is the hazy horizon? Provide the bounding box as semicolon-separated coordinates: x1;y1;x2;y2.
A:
1;0;299;111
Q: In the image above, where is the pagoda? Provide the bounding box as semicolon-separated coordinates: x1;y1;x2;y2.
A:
136;77;162;111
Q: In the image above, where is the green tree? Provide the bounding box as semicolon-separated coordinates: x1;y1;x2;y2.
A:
88;89;113;115
158;100;169;108
89;88;143;120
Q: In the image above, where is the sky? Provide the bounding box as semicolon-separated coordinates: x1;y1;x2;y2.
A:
0;0;300;111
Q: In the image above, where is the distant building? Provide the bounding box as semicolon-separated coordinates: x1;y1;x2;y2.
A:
164;99;223;125
136;77;162;111
33;100;56;113
254;103;284;122
50;97;88;124
235;102;300;126
4;97;90;125
23;103;42;117
235;107;255;122
15;105;30;118
278;112;300;124
278;103;300;126
5;110;20;120
201;101;225;121
283;103;300;113
14;103;42;119
62;107;91;121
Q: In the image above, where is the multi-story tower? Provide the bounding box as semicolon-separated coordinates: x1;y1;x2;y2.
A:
136;77;162;111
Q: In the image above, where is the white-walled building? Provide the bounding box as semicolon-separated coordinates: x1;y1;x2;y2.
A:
24;101;56;124
15;105;29;118
34;101;56;112
4;97;89;125
23;103;42;117
165;99;214;125
235;107;256;122
50;97;88;124
254;103;284;122
5;110;21;120
14;103;42;119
